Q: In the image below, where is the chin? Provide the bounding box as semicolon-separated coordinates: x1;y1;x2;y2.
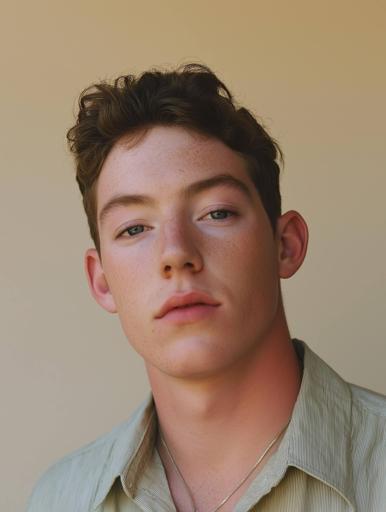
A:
147;339;242;380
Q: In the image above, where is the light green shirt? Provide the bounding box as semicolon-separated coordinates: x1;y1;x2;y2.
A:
26;340;386;511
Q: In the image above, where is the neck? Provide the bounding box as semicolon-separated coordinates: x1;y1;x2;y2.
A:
146;318;302;511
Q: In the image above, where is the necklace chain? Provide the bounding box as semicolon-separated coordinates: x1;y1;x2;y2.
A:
160;420;290;512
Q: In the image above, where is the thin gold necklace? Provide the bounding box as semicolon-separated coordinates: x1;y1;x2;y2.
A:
159;420;290;512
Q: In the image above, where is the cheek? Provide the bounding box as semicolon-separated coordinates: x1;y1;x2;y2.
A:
221;230;280;318
102;250;152;315
216;228;278;283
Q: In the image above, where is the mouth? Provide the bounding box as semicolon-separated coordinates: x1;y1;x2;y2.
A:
173;302;205;309
155;290;221;320
159;302;220;324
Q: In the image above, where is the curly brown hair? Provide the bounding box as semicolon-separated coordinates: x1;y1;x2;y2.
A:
67;64;282;253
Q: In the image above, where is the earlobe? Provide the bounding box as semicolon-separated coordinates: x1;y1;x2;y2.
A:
276;211;309;279
84;248;117;313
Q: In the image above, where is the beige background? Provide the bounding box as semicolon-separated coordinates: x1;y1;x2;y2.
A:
1;1;385;510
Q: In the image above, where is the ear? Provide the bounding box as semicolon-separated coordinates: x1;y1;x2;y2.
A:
84;248;117;313
276;211;309;279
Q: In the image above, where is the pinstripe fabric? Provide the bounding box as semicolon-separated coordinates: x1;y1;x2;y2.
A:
26;340;386;512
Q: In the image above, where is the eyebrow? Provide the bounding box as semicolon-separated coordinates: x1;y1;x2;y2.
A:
99;173;255;225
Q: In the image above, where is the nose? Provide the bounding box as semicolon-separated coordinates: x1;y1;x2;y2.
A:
159;218;204;278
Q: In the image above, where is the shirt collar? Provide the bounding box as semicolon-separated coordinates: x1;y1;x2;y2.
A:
92;395;155;510
287;339;356;510
92;339;356;510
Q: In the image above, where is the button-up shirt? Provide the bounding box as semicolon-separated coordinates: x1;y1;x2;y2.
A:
26;340;386;511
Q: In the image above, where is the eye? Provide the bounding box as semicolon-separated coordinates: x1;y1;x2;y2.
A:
204;208;237;220
119;224;149;238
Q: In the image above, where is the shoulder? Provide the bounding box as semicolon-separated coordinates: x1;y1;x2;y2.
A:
350;381;386;434
348;382;386;509
26;422;122;512
26;397;153;512
350;382;386;416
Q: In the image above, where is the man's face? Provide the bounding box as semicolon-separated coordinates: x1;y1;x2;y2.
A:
90;126;284;379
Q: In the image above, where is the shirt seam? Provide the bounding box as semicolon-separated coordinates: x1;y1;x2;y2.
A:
351;394;386;419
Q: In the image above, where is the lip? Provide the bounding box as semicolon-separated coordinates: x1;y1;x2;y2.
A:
158;303;220;325
155;290;221;320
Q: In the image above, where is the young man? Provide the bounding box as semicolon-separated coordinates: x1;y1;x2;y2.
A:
27;64;386;512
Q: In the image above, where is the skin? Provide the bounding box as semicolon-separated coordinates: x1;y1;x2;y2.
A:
86;125;308;511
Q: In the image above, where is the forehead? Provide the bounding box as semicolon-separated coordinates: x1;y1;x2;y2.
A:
96;125;255;211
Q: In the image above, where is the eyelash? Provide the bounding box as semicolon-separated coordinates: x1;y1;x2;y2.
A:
118;208;237;238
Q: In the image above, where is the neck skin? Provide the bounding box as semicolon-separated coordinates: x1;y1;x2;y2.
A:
146;300;302;512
